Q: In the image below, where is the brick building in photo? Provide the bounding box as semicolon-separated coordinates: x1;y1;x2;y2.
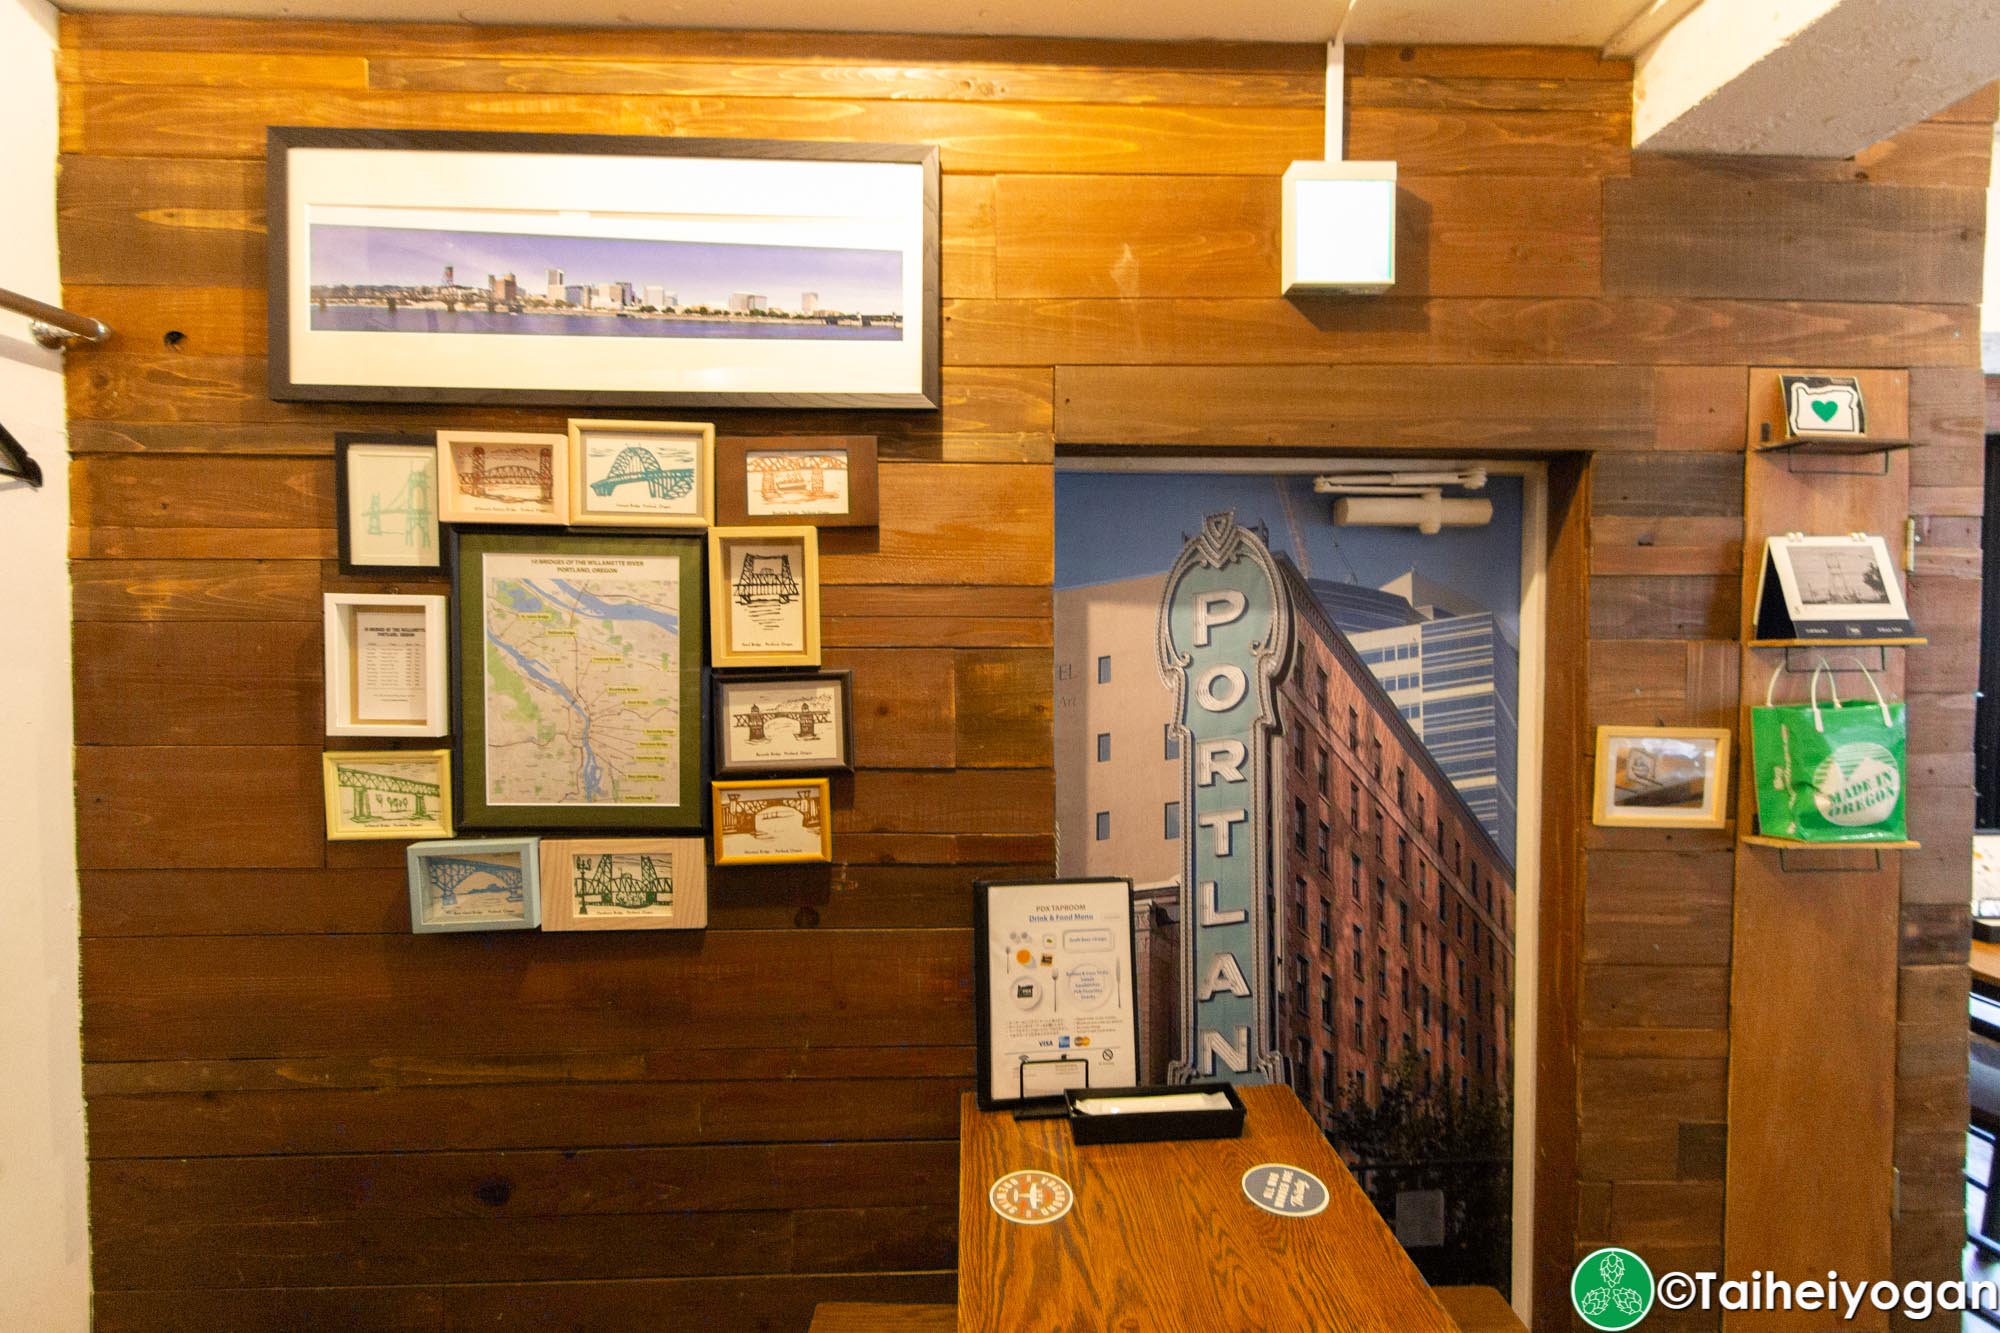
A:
1054;545;1515;1127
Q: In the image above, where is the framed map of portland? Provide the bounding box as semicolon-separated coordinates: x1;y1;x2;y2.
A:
451;530;704;830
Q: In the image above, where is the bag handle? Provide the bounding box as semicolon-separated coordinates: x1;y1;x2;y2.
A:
1834;655;1894;726
1766;659;1839;732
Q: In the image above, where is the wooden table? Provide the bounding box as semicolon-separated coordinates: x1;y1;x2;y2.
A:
956;1084;1462;1332
1972;939;2000;992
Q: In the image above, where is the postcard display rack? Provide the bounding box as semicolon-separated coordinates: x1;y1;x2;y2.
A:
1724;367;1919;1294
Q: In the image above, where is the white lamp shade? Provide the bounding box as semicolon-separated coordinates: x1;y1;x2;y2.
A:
1281;161;1397;295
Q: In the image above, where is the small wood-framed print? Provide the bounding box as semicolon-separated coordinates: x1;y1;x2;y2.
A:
452;529;705;832
406;837;540;932
539;837;708;930
323;748;454;840
335;432;442;573
1592;726;1731;829
973;877;1139;1111
708;526;820;667
324;593;448;737
713;670;853;775
437;430;569;525
712;778;832;865
716;435;878;528
568;419;715;529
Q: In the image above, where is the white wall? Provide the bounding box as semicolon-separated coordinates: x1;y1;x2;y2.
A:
0;0;90;1326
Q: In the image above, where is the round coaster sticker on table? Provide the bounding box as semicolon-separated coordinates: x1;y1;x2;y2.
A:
989;1169;1074;1225
1240;1162;1330;1218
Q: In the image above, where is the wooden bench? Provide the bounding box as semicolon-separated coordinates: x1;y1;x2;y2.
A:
807;1304;952;1332
1436;1285;1530;1332
810;1286;1526;1332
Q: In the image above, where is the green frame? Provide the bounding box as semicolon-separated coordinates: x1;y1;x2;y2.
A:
451;528;705;831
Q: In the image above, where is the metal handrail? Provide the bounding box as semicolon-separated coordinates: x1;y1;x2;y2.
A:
0;285;110;347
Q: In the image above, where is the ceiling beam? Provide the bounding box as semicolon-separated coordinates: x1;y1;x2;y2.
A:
1633;0;2000;156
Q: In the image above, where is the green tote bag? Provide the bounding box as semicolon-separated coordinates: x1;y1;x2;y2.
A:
1749;659;1906;843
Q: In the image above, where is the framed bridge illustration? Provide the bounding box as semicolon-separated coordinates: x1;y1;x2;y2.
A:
711;778;832;865
708;526;820;667
323;749;453;841
567;419;715;528
406;837;541;932
451;530;705;831
538;837;708;931
713;669;852;775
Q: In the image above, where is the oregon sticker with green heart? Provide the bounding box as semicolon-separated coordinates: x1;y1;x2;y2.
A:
1571;1247;1655;1330
1810;398;1840;422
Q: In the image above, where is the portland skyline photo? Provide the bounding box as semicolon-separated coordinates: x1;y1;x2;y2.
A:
307;222;907;342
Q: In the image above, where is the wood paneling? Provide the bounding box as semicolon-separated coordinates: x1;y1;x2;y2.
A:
58;19;1983;1331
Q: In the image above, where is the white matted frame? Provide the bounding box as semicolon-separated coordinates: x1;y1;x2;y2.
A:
567;419;715;528
324;593;448;737
267;128;941;410
436;430;569;526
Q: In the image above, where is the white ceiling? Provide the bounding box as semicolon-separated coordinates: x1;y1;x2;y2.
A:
55;0;1684;49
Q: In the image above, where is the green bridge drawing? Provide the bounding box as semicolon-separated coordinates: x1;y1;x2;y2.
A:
572;853;672;913
337;765;442;822
424;856;524;907
590;446;696;501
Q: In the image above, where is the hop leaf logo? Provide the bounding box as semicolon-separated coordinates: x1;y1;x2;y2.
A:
1571;1247;1655;1330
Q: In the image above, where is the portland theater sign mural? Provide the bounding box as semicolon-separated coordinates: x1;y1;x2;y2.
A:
1158;513;1292;1083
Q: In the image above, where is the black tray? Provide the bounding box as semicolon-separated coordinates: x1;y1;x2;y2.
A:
1065;1082;1246;1145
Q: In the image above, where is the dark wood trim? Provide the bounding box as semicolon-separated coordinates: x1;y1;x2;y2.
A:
1532;453;1588;1332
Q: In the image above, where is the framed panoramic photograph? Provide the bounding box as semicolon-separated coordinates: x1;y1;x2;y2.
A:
716;435;879;528
708;525;820;668
1592;726;1731;829
451;529;704;832
437;430;569;526
323;592;448;737
335;432;441;573
406;837;540;933
538;837;708;931
567;419;714;529
323;748;454;841
713;669;853;775
267;127;941;410
712;778;832;865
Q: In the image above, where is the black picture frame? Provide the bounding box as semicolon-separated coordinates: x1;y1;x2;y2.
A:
712;669;855;776
449;528;706;832
334;432;444;576
268;127;942;411
972;877;1141;1113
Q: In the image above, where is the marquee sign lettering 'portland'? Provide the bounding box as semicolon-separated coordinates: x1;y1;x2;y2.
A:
1157;514;1292;1082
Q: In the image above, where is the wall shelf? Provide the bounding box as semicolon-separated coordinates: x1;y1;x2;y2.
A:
1746;637;1926;649
1740;835;1919;851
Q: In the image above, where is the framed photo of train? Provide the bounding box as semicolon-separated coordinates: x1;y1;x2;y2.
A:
715;435;878;528
713;670;853;775
707;526;820;668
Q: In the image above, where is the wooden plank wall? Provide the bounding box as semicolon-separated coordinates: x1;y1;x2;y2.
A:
55;19;1989;1331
